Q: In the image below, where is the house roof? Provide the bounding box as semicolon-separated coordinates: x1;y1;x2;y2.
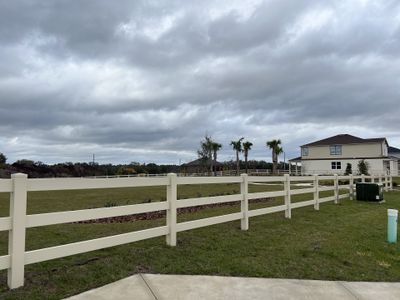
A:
181;158;223;167
388;146;400;153
288;156;302;162
301;134;387;147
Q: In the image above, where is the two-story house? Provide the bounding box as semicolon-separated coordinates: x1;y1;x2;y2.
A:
289;134;399;175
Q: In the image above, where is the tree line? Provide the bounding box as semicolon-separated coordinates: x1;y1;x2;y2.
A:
0;155;180;178
0;151;281;178
198;135;284;175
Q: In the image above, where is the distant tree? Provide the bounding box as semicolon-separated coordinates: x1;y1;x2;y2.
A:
198;135;214;174
242;141;253;174
146;163;160;174
211;142;222;176
266;139;283;175
0;152;6;167
13;159;35;167
344;163;352;175
357;159;369;175
129;162;145;173
117;166;137;175
230;137;244;175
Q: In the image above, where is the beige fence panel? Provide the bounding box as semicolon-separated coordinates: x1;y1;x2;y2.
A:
0;172;392;289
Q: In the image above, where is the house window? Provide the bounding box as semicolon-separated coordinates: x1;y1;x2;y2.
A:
302;147;309;156
331;161;342;169
330;145;342;155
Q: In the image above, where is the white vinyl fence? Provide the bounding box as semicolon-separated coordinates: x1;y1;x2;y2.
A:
0;173;393;289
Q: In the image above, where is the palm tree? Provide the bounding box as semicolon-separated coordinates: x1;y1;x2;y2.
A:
266;139;283;175
242;141;253;174
230;137;244;175
211;142;222;176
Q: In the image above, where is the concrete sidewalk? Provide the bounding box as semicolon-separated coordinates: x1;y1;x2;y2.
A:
65;274;400;300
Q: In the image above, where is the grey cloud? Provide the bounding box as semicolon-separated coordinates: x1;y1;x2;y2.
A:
0;0;400;164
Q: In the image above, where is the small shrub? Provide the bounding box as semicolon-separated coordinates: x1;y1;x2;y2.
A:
344;163;352;175
104;201;117;207
357;159;369;175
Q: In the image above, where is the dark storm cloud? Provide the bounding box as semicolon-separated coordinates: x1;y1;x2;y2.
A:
0;0;400;164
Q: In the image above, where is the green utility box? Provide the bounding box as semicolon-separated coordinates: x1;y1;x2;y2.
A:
356;183;384;202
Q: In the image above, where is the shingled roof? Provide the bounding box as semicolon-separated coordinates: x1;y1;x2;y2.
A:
301;134;387;147
389;146;400;153
181;158;223;167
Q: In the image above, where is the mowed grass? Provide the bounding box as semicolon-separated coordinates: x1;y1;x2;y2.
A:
0;180;399;299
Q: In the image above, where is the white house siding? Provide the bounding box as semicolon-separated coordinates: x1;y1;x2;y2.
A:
301;159;392;175
389;160;399;176
302;143;385;160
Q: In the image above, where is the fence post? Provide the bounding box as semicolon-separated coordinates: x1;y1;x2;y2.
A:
334;174;339;204
8;173;28;289
240;173;249;230
313;174;319;210
389;175;393;190
361;174;365;183
166;173;177;246
349;174;354;200
284;174;291;219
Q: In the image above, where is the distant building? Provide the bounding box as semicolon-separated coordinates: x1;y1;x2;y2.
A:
181;158;224;174
289;134;399;175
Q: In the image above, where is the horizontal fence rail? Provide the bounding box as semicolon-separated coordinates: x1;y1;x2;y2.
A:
26;202;169;228
0;172;393;289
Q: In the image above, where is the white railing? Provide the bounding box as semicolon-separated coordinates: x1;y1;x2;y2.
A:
0;173;393;289
301;169;398;176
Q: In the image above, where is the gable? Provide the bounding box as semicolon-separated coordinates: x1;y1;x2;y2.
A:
302;134;386;147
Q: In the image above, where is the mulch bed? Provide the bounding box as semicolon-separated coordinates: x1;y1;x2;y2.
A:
74;197;274;224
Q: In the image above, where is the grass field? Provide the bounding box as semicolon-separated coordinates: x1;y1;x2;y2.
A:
0;180;399;299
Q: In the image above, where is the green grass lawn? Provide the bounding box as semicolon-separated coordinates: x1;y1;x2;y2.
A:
0;182;399;299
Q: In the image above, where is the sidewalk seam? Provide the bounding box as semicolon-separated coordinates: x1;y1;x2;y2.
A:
338;282;361;300
139;273;159;300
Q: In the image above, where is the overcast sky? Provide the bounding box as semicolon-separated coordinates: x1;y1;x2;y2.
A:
0;0;399;165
